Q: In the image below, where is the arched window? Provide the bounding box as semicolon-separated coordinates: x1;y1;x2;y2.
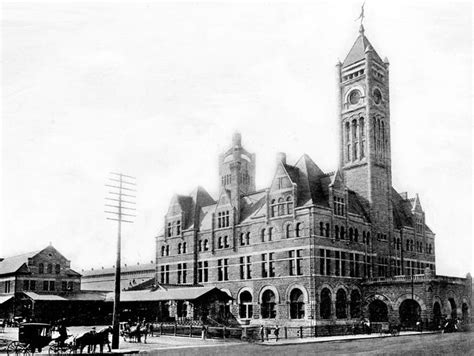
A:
261;290;276;319
176;220;181;235
320;288;331;319
360;117;365;158
406;240;410;251
286;196;293;214
178;243;182;254
295;223;303;237
325;223;330;237
271;199;277;217
335;225;339;239
224;236;229;248
354;229;359;242
350;290;362;318
167;222;172;237
166;245;170;256
204;240;209;251
246;232;251;245
366;232;370;244
161;246;166;256
268;227;273;241
340;226;345;240
290;289;305;319
218;237;223;249
198;240;202;252
319;222;324;236
183;242;187;253
261;229;266;242
286;224;292;239
55;264;60;274
345;122;351;162
47;264;53;274
336;289;347;319
239;291;253;319
349;228;354;242
39;263;44;274
278;197;284;216
352;119;358;160
240;233;245;246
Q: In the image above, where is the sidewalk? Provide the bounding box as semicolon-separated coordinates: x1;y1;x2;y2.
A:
256;330;438;346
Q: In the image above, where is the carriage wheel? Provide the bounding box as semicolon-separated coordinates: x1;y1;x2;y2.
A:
6;341;20;355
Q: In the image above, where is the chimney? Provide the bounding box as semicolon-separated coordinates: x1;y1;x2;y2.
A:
276;152;287;165
232;132;242;147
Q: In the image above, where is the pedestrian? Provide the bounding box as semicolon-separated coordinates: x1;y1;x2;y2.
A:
201;324;207;340
274;325;279;342
259;325;264;342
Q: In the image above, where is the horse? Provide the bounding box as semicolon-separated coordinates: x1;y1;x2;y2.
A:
74;326;112;353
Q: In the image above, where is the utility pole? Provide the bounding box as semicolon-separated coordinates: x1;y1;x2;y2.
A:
105;172;136;349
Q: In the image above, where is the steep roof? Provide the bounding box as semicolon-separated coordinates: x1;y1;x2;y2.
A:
0;250;40;276
342;26;383;68
391;188;432;233
105;286;231;302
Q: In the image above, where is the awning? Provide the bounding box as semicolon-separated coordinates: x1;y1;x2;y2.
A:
0;295;14;304
105;286;232;303
22;292;67;301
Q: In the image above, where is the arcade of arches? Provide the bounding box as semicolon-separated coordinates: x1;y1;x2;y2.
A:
234;285;470;326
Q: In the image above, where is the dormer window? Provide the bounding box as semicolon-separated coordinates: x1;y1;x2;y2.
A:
334;196;345;216
286;196;293;214
176;220;181;235
415;215;424;234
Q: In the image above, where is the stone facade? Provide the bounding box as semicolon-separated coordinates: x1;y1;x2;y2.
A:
155;26;471;328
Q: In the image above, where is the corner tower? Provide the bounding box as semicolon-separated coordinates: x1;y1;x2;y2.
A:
337;25;393;242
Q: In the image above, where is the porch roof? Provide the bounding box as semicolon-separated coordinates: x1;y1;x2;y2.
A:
105;286;231;302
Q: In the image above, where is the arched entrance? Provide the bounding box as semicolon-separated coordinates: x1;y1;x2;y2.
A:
239;291;253;319
350;290;362;318
369;300;388;322
290;288;305;319
433;302;442;327
261;290;276;319
320;288;331;319
448;298;457;319
336;289;347;319
462;303;469;322
399;299;421;327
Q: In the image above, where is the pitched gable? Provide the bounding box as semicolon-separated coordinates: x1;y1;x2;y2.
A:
329;169;345;191
294;154;325;206
270;163;296;192
215;188;233;209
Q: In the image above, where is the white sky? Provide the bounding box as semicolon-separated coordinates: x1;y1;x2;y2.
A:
1;1;472;277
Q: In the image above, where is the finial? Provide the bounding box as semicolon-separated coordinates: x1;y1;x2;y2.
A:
365;44;373;53
359;24;365;35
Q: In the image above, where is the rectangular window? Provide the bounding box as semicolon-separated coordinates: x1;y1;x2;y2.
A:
320;249;331;275
165;265;169;284
183;263;187;284
341;252;346;276
224;259;229;281
218;259;223;281
198;262;203;282
43;281;49;291
240;256;251;280
5;281;11;293
289;250;295;276
296;250;302;275
261;254;267;278
350;253;355;277
177;263;182;284
269;253;275;277
335;251;340;276
355;254;360;277
49;281;55;291
30;280;36;291
203;261;208;282
23;280;30;291
160;266;165;284
334;197;345;216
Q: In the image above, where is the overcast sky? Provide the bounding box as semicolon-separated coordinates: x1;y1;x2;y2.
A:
1;1;472;277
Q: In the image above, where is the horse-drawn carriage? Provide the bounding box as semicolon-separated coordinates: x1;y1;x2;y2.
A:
6;323;53;355
6;323;113;355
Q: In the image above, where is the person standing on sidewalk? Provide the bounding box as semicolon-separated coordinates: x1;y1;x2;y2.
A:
274;325;280;342
259;325;264;342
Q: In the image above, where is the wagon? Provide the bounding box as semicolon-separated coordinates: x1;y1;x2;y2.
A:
6;323;52;355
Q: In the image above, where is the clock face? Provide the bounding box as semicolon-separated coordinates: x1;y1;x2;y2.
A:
373;89;382;104
349;90;361;105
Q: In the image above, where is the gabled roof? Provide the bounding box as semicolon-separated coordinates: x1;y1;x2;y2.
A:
342;26;383;68
189;186;215;208
294;154;325;207
0;250;39;276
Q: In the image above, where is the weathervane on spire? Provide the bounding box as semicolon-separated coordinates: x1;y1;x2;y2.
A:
355;2;365;27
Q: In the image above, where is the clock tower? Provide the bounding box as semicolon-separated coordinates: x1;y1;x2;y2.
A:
337;25;393;270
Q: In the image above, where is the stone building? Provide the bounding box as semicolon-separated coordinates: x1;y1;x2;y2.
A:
155;25;471;328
